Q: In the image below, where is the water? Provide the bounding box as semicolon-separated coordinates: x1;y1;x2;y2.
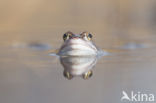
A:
1;0;156;103
0;31;156;103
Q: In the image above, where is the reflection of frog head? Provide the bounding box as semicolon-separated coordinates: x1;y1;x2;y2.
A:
58;31;98;56
60;56;97;80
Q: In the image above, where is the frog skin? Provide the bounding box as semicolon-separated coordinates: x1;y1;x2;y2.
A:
58;31;99;56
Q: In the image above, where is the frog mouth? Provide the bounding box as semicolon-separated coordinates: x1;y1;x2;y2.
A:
58;38;98;56
60;39;97;52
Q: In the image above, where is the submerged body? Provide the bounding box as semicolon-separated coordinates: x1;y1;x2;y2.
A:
58;31;99;56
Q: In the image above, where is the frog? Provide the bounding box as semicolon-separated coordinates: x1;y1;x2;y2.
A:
58;31;99;56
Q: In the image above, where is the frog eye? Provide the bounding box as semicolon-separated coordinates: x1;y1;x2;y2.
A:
87;33;93;40
82;70;93;79
63;32;73;41
63;71;73;80
63;33;68;41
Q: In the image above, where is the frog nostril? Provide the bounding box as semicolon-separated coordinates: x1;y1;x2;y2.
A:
72;36;79;39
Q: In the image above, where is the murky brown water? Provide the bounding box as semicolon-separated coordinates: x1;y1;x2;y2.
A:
0;0;156;103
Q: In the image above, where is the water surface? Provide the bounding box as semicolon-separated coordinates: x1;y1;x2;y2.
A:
1;0;156;103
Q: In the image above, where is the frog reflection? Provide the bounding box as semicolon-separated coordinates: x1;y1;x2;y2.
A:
55;31;106;79
60;56;97;80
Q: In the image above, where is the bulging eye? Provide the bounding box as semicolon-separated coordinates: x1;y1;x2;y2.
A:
63;32;73;41
87;33;93;40
63;33;68;41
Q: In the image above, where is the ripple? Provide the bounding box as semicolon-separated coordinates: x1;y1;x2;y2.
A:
28;42;51;50
12;42;51;50
121;42;149;50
